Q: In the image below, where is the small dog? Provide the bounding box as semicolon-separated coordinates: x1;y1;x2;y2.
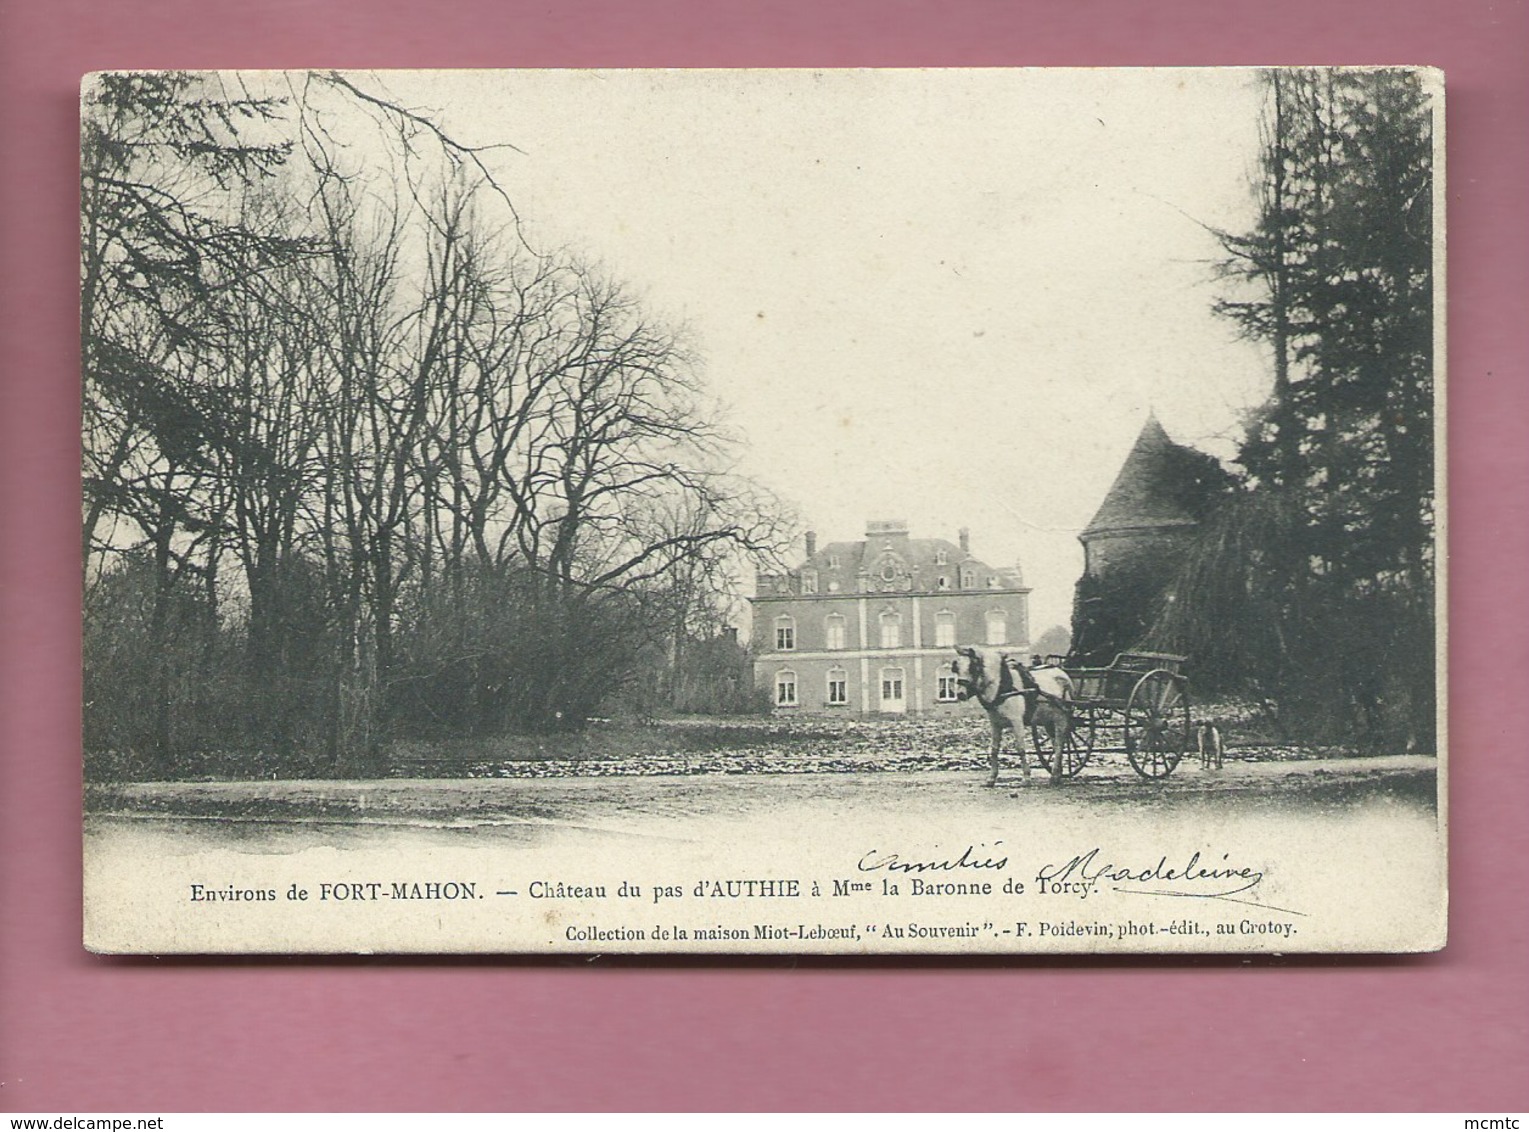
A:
1197;721;1224;769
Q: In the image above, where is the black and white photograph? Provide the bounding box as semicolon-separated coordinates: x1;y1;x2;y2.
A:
81;67;1444;954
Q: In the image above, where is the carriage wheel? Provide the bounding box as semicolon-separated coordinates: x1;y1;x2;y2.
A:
1031;710;1094;778
1124;670;1190;779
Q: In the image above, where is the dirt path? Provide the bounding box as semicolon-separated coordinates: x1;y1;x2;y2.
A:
86;754;1438;831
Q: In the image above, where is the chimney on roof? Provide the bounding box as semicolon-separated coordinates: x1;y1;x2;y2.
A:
805;530;817;558
959;527;971;554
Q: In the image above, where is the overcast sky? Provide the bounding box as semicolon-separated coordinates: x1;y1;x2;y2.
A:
375;69;1274;634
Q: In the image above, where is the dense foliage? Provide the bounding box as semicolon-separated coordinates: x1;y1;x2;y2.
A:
1148;69;1436;749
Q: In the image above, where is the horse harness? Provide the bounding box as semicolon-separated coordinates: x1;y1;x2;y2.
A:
958;652;1070;726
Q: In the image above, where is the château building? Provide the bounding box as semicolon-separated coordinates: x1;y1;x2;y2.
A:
751;520;1031;716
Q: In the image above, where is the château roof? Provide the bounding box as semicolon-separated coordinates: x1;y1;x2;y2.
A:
1081;415;1227;539
754;520;1025;599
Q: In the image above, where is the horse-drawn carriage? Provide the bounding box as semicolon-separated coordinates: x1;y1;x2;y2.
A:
1029;651;1194;780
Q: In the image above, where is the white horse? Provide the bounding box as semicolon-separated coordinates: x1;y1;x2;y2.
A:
951;646;1074;786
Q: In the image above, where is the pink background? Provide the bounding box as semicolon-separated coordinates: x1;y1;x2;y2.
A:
2;0;1525;1113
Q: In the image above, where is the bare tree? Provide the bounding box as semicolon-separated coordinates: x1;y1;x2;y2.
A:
83;70;792;776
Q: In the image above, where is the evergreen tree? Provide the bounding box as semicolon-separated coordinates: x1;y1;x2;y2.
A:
1154;68;1436;748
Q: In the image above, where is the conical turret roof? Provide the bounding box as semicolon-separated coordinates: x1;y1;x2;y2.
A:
1081;415;1218;538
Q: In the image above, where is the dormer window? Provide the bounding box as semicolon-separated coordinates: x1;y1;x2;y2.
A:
935;549;948;566
960;565;977;589
801;569;818;595
827;554;840;569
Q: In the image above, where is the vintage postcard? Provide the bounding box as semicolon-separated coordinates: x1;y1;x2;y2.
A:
82;68;1445;954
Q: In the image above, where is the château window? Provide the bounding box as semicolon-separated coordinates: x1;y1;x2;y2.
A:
960;565;977;589
827;554;840;569
937;673;960;702
879;610;902;650
775;669;798;707
775;616;795;651
935;549;948;566
934;611;956;648
880;668;905;702
825;614;846;651
801;570;818;595
985;610;1008;646
826;668;848;706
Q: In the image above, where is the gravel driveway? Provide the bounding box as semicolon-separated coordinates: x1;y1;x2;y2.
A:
86;753;1437;832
